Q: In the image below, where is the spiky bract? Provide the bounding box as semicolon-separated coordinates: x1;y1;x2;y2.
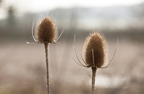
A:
83;32;107;68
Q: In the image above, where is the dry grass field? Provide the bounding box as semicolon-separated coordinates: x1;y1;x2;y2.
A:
0;34;144;94
1;0;144;93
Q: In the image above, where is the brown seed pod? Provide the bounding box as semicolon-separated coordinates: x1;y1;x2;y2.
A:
35;17;57;43
83;32;107;68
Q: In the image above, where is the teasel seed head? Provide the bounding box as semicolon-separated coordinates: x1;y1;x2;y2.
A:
33;17;57;44
83;32;107;68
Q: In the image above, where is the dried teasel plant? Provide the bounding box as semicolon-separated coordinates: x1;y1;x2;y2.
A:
32;17;63;94
74;32;117;94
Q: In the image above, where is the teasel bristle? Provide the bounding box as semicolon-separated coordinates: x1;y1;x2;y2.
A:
32;17;58;94
83;32;107;68
34;17;57;44
82;32;107;94
74;32;109;94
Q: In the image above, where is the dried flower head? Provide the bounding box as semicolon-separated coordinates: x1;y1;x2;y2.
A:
74;32;111;94
83;32;107;68
33;17;57;43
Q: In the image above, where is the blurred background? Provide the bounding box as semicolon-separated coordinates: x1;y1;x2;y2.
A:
0;0;144;94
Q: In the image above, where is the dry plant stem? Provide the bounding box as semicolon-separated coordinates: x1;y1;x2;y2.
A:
91;67;97;94
44;43;49;94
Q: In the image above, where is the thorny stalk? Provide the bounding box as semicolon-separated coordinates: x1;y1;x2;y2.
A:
44;43;49;94
91;67;97;94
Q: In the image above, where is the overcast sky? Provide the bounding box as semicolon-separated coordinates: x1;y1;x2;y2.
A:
0;0;143;19
3;0;143;12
